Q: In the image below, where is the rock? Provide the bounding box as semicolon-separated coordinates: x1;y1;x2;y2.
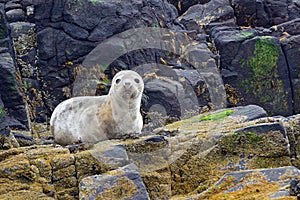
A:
62;22;89;40
290;178;300;196
282;35;300;114
235;122;287;138
231;0;300;27
0;105;298;199
5;8;25;22
12;132;35;146
0;126;19;149
33;0;180;120
79;163;150;200
37;27;95;64
79;28;224;117
285;115;300;168
0;52;28;129
155;106;291;196
179;0;235;32
0;190;55;200
212;27;293;116
168;0;210;15
91;141;130;169
231;105;267;121
194;166;300;199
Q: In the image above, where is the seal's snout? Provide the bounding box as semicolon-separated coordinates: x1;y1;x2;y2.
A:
123;81;132;89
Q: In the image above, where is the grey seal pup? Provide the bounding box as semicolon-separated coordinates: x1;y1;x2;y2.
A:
50;70;144;145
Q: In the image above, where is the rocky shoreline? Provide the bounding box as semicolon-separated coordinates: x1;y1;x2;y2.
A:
0;0;299;199
0;105;300;199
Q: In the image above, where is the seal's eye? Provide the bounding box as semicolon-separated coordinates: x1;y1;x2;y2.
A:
116;78;121;84
134;78;140;83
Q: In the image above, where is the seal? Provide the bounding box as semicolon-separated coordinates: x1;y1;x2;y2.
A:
50;70;144;145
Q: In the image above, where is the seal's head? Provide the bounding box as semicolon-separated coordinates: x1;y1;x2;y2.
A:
110;70;144;101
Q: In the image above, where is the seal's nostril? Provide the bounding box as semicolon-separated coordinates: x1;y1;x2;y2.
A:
124;82;131;87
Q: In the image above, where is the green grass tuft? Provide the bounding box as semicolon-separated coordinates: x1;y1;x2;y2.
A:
198;110;234;122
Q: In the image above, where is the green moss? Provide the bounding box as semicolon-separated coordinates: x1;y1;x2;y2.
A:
240;37;285;110
198;110;234;122
88;0;104;4
232;132;264;143
0;107;3;115
249;38;279;79
220;131;265;155
235;31;254;39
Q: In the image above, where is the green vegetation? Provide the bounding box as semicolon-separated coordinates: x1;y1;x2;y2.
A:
198;110;234;122
240;37;284;107
231;132;264;144
89;0;104;4
0;107;3;115
235;31;254;39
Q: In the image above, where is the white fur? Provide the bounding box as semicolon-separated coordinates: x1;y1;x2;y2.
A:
50;70;144;145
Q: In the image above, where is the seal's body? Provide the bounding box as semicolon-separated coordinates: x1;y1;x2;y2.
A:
50;70;144;145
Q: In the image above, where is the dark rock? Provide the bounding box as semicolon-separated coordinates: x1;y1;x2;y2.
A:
143;73;185;118
290;178;300;196
231;0;299;27
12;132;35;146
32;0;52;25
62;22;89;40
0;52;28;129
212;27;293;116
31;0;181;121
235;122;287;138
37;27;95;63
167;0;210;15
4;2;22;11
281;35;300;114
231;0;256;26
0;126;20;149
79;27;223;117
231;105;268;121
272;18;300;36
9;21;35;38
91;143;130;169
5;9;25;22
179;0;235;32
79;163;150;200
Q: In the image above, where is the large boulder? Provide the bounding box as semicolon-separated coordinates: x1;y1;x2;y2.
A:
0;6;29;129
179;0;235;32
212;27;294;116
79;164;149;200
194;166;300;199
0;52;29;129
282;35;300;114
231;0;300;27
